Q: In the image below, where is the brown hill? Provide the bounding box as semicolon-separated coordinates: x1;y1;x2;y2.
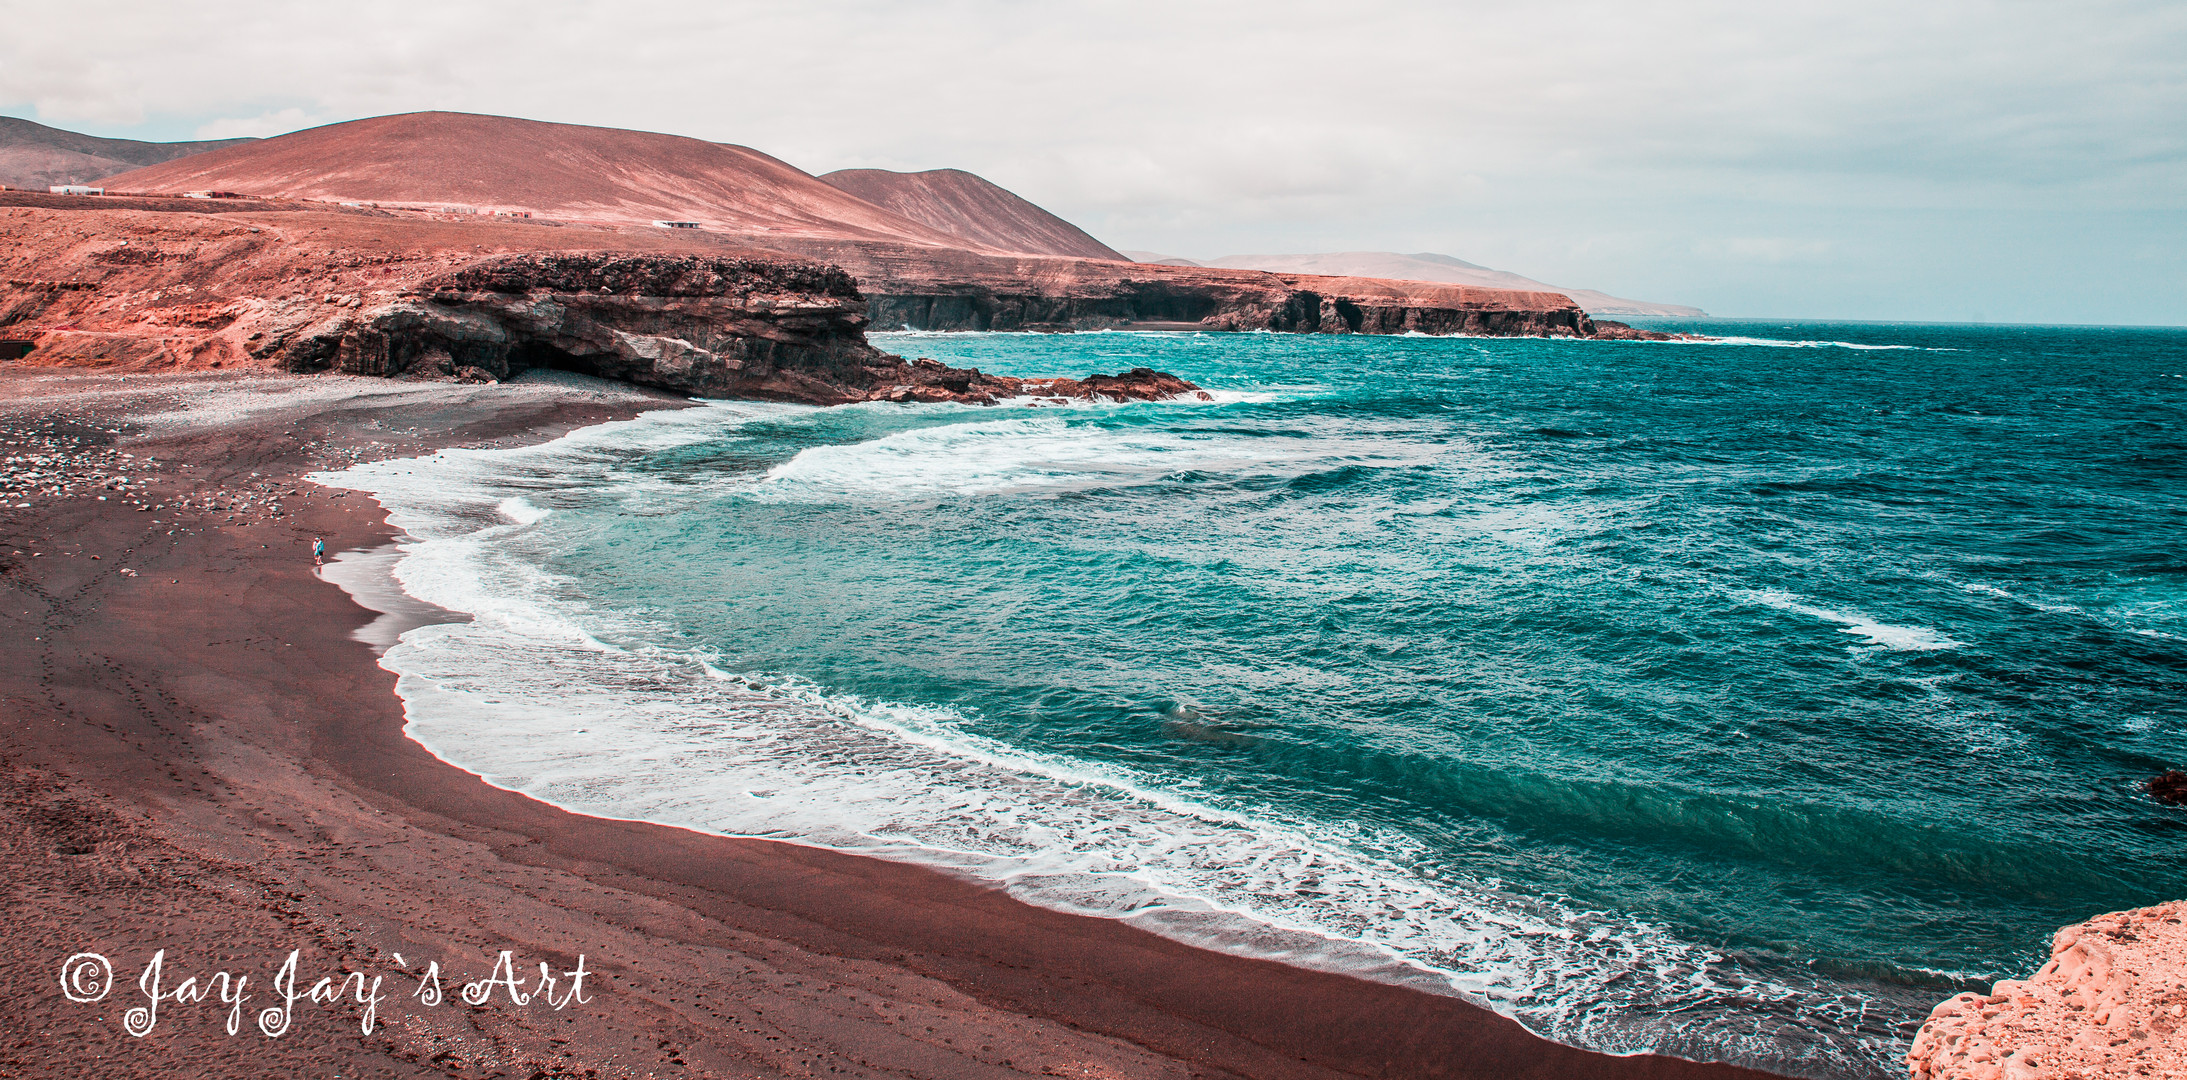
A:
0;116;253;190
819;168;1126;261
102;112;986;248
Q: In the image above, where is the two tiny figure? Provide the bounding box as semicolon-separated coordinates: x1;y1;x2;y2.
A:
312;537;325;565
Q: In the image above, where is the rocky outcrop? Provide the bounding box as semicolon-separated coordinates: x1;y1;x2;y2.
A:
0;205;1206;405
279;252;889;403
1907;900;2186;1080
283;254;1205;404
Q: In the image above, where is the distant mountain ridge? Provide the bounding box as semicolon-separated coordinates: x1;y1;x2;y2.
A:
819;168;1126;260
0;116;255;190
1128;250;1704;317
42;112;1697;316
101;112;990;249
17;112;1672;344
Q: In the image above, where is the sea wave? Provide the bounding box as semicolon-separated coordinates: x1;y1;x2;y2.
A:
1741;589;1964;651
1680;335;1933;351
1956;580;2184;642
312;407;1904;1078
749;413;1429;502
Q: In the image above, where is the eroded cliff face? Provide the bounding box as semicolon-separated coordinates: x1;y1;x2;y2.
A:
274;252;889;403
1907;900;2185;1080
864;285;1599;337
0;205;1206;404
765;239;1626;338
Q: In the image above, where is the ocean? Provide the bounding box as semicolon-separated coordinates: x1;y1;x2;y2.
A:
319;322;2187;1078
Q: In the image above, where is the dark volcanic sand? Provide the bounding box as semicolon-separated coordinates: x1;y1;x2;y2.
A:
0;368;1783;1080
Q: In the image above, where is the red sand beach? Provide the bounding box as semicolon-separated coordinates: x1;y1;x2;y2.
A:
0;368;1783;1079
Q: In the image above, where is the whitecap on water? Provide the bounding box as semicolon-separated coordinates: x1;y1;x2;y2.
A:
1742;589;1964;651
748;414;1428;503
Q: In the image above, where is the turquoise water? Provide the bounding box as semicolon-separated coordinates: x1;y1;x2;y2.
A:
331;323;2187;1078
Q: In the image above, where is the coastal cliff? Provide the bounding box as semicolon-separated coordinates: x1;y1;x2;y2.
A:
0;204;1201;404
1907;900;2185;1080
760;238;1625;336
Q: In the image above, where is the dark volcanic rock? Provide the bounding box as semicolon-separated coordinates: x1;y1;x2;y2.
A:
1045;367;1210;403
2149;770;2187;805
1588;320;1687;341
312;251;889;404
315;252;1204;405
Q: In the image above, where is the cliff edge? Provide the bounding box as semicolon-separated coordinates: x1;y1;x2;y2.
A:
1907;900;2185;1080
0;202;1200;404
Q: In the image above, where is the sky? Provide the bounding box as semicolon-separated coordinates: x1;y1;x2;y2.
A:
4;0;2183;323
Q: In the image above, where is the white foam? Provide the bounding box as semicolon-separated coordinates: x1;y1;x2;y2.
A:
497;496;551;525
1743;589;1964;651
1959;581;2185;641
1680;336;1928;351
314;543;460;652
314;404;1897;1074
749;414;1423;502
1959;581;2086;616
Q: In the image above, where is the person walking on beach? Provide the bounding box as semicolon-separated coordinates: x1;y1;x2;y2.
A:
312;537;325;565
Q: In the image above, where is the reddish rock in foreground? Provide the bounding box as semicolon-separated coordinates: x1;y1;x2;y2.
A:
1906;900;2187;1080
0;203;1204;406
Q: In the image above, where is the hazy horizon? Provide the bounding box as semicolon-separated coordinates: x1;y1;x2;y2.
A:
6;1;2181;325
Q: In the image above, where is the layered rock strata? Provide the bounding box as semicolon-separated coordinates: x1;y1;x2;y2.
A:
0;205;1203;404
1907;900;2186;1080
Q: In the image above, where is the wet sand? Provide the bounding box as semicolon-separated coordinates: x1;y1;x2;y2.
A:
0;368;1786;1079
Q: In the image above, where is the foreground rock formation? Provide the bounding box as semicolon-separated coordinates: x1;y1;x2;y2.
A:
0;202;1201;404
1907;900;2186;1080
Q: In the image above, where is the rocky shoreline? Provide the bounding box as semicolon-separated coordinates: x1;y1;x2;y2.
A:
1907;901;2185;1080
3;195;1686;409
0;204;1216;405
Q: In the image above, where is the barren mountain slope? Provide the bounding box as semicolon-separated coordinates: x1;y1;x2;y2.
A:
103;112;986;248
820;167;1126;260
0;116;254;190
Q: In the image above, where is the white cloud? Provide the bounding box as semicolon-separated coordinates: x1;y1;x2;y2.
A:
195;107;321;140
